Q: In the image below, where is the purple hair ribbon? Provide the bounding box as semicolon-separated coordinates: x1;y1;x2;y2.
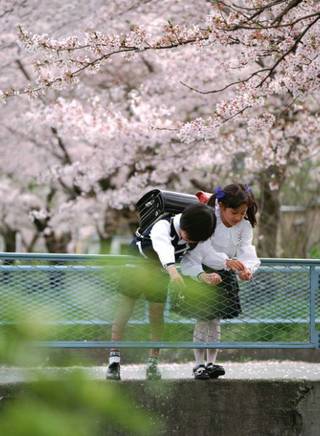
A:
214;186;225;200
244;184;252;193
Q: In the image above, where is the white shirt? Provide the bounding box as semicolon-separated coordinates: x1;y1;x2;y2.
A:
150;214;188;267
180;204;260;277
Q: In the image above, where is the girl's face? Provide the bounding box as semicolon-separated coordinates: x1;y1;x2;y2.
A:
220;203;247;227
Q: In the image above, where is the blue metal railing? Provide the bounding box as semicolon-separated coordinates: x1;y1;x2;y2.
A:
0;253;319;349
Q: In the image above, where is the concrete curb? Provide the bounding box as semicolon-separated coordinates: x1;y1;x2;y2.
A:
1;363;319;435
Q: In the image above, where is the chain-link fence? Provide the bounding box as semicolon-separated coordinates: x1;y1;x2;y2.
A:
0;253;319;349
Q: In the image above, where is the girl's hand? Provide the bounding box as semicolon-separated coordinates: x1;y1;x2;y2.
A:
238;268;253;281
226;259;245;272
199;272;222;285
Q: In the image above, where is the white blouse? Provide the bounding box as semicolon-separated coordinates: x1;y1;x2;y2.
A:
180;204;260;277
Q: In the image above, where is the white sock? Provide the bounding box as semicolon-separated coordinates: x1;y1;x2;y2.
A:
193;321;208;366
206;319;221;364
109;350;120;365
148;356;159;366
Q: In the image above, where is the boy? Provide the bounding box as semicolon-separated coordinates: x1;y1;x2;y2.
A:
106;203;216;380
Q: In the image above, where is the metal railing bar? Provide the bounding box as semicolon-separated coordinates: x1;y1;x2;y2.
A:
1;318;318;326
33;340;314;349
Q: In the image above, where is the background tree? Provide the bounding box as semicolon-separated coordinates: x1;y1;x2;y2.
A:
1;0;319;256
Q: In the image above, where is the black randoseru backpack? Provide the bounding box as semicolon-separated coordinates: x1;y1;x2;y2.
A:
135;189;199;236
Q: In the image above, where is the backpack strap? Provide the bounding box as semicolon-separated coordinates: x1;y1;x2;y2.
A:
169;217;180;246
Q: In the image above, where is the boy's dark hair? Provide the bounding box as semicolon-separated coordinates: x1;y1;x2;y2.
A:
208;183;258;227
180;204;216;241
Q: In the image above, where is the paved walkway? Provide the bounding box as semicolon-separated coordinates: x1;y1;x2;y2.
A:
1;361;320;383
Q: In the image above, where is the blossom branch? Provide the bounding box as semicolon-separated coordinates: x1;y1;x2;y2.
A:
180;68;270;94
257;14;320;87
2;28;211;100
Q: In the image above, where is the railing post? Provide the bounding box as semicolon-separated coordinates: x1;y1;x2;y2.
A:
309;265;319;348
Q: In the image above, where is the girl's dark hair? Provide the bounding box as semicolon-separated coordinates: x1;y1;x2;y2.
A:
180;204;216;241
207;183;258;227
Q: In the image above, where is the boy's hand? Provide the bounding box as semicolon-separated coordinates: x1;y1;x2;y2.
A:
199;272;222;285
226;259;245;272
166;265;185;286
238;268;253;281
170;274;185;287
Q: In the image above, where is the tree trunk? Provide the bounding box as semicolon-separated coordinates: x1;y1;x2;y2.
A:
257;175;281;258
44;231;72;253
2;229;17;252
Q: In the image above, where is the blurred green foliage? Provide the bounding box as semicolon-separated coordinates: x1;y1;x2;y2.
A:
0;297;156;436
0;374;155;436
309;245;320;259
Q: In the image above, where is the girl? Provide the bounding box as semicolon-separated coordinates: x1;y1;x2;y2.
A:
180;183;260;380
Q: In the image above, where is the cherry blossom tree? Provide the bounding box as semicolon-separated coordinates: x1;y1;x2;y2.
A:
1;0;319;256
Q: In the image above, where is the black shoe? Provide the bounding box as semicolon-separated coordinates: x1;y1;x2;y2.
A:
146;358;162;380
106;362;121;380
206;363;225;379
193;364;210;380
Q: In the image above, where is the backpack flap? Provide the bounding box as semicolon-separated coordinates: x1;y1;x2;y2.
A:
136;189;199;234
161;190;199;213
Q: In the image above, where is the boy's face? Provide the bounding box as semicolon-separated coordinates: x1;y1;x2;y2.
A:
180;229;197;244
